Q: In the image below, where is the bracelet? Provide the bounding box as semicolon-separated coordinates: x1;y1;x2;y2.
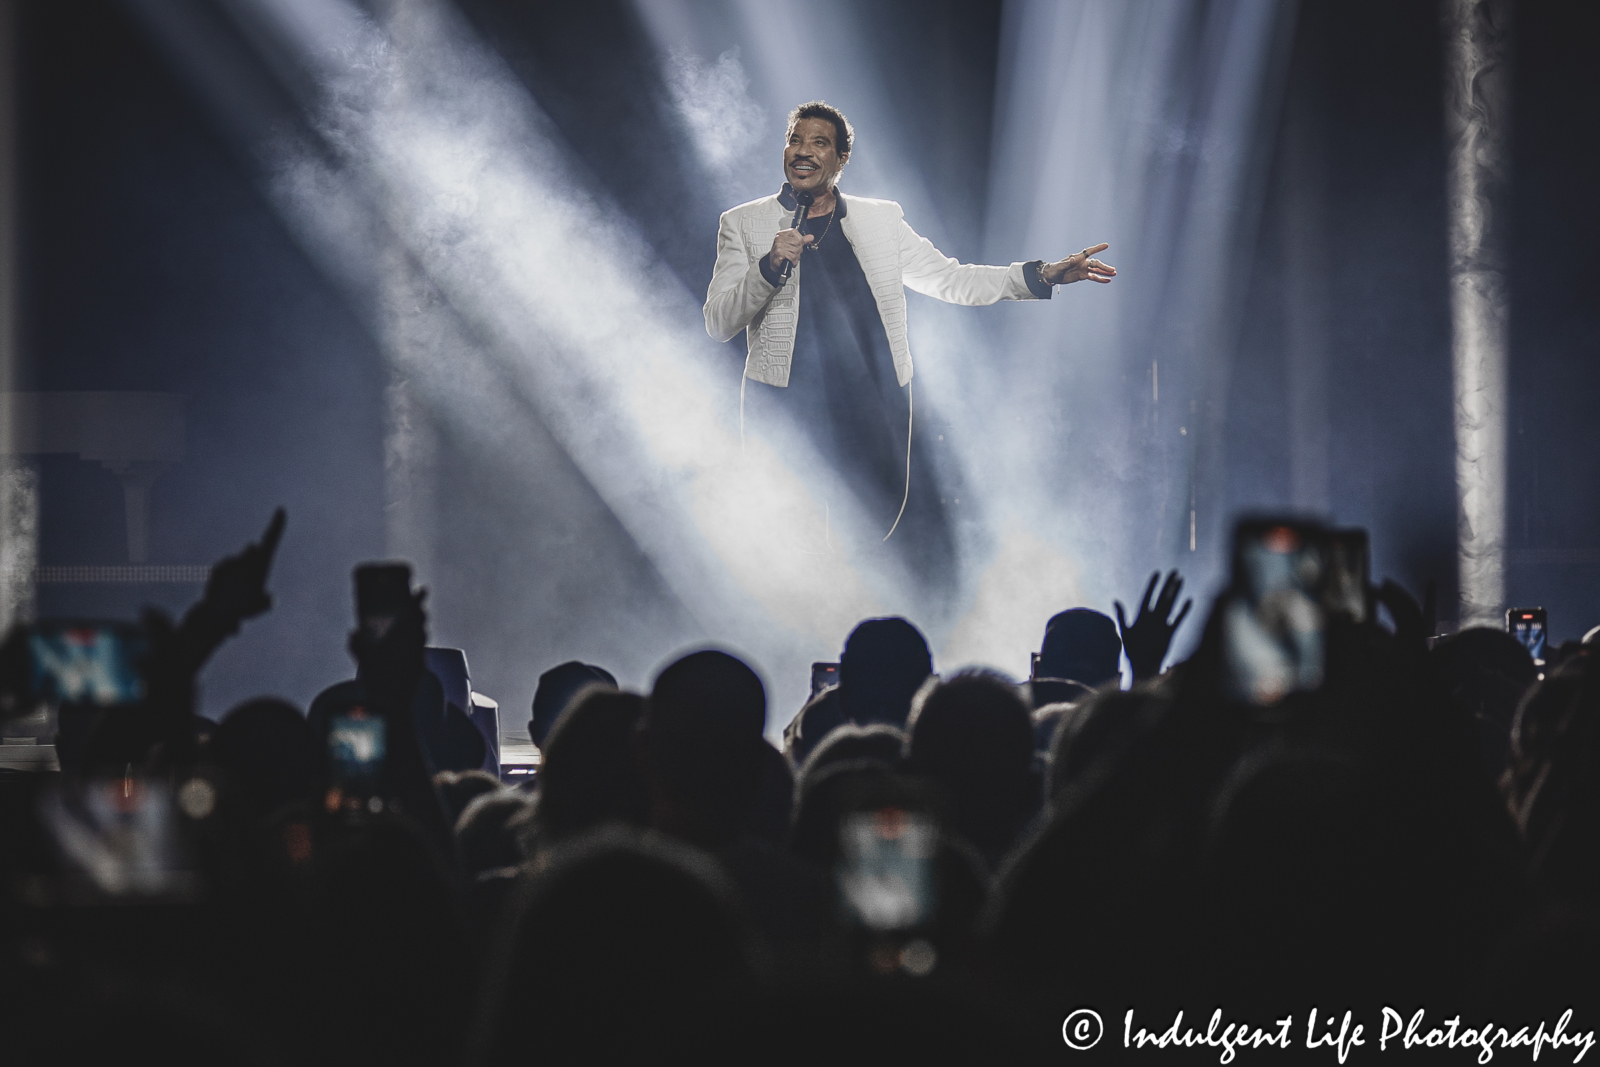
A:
1037;261;1056;289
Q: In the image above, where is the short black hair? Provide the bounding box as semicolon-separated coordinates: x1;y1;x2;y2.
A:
787;100;853;157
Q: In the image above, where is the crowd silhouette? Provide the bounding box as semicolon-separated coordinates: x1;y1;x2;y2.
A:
0;507;1595;1064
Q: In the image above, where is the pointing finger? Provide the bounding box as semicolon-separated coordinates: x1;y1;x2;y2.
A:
259;507;287;559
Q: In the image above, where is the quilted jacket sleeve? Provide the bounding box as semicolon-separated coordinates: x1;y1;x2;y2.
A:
704;209;778;343
896;214;1038;305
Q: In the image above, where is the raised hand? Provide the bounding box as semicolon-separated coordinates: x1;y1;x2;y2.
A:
1115;569;1193;682
202;507;286;629
143;508;286;768
1043;242;1117;285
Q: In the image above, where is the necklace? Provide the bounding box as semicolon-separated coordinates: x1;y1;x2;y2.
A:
805;206;837;250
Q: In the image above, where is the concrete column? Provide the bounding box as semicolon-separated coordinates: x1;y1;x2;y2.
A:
0;0;31;626
0;459;35;623
1443;0;1513;628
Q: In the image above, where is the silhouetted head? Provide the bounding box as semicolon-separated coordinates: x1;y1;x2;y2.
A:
529;661;616;747
434;768;504;828
838;617;933;727
1026;677;1094;711
1506;649;1600;898
1432;627;1538;776
534;688;649;844
641;650;768;847
209;697;312;820
484;827;750;1058
1046;687;1153;800
905;670;1037;865
456;789;534;876
789;759;906;867
795;723;905;797
1038;609;1122;687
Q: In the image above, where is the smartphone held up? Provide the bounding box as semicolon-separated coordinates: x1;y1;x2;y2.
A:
1506;608;1548;665
1220;518;1373;706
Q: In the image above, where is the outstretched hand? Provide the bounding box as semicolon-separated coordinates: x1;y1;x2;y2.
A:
1115;569;1193;682
1043;243;1117;285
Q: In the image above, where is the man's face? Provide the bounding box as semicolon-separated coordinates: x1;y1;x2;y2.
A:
784;116;847;198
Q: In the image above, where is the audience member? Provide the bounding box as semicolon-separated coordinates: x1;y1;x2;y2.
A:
642;649;829;956
526;686;647;847
529;661;617;747
207;698;314;826
837;617;933;727
1432;627;1539;776
1504;644;1600;902
10;506;1600;1057
640;650;768;849
903;670;1039;868
475;827;753;1060
1035;608;1121;687
794;722;905;798
435;768;504;827
782;684;846;767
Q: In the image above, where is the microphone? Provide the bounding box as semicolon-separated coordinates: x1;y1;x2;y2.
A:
777;190;814;284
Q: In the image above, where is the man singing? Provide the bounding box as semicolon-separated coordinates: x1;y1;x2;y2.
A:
703;100;1114;567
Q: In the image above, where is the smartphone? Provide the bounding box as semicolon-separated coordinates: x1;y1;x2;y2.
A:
1325;528;1371;623
836;806;938;931
28;621;147;707
810;661;840;699
1222;519;1330;705
328;707;387;794
1506;608;1548;664
354;563;412;641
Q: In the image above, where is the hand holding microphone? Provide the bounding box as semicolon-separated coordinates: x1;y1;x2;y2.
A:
768;191;815;282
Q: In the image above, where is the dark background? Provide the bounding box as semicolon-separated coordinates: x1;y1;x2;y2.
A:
16;0;1599;717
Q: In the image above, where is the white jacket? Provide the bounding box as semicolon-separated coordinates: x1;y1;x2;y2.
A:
704;186;1046;387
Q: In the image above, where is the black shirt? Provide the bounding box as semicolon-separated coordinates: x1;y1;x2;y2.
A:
752;206;908;528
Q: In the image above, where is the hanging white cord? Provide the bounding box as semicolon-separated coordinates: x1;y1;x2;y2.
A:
882;377;912;542
739;372;747;455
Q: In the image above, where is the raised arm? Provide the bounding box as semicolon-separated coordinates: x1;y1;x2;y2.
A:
704;210;778;343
